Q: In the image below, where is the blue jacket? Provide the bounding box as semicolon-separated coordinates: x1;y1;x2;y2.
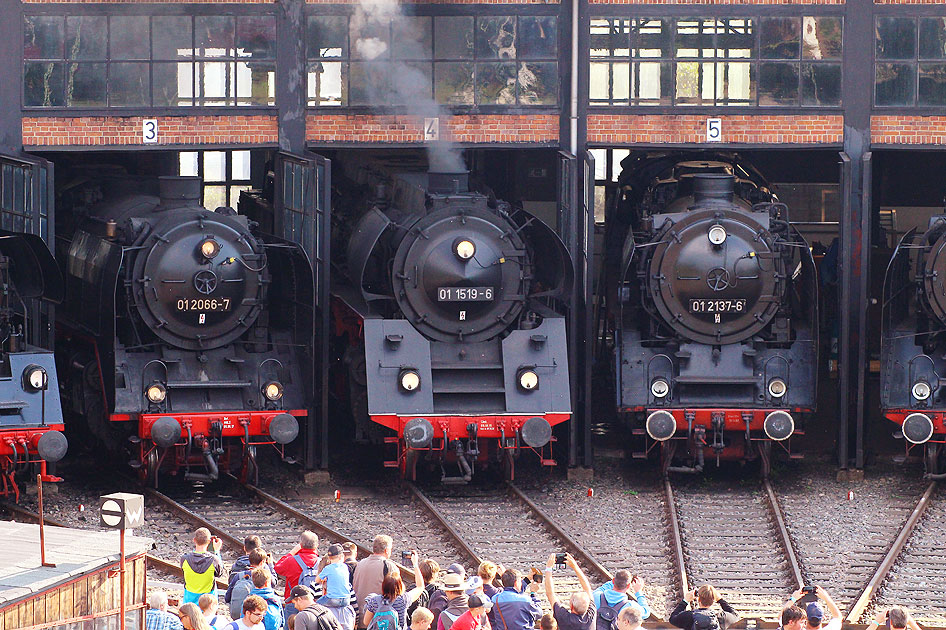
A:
592;583;651;620
250;586;285;630
489;588;542;630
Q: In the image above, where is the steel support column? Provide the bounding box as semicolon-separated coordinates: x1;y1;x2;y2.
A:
276;0;307;154
0;0;22;153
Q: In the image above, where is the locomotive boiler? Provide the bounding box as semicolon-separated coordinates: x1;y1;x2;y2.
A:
0;231;67;500
333;157;573;481
611;156;818;475
57;176;312;485
882;214;946;476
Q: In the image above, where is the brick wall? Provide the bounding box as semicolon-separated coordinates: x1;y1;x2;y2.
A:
23;0;270;3
871;116;946;144
587;114;844;145
22;116;278;147
590;0;841;4
307;114;560;144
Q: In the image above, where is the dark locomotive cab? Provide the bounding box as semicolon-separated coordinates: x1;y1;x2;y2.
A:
612;155;819;475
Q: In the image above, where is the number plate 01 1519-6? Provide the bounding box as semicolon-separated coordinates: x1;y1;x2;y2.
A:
437;287;494;301
689;298;746;313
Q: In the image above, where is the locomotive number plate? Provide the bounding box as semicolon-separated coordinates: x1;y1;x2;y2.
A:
437;287;494;301
689;299;746;313
176;298;233;312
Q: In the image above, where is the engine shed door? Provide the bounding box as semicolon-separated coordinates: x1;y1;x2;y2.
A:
274;151;331;470
0;152;55;350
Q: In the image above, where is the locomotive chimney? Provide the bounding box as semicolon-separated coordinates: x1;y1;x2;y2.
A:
428;171;469;194
158;176;202;206
692;174;735;204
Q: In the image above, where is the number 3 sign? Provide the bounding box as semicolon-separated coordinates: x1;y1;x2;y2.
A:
142;119;158;144
706;118;722;143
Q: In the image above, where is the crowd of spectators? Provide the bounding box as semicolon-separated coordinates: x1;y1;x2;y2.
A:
143;527;923;630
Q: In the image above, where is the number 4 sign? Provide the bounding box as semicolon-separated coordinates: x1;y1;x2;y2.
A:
706;118;722;143
142;119;158;144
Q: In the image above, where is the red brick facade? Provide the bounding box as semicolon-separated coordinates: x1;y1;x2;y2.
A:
306;114;560;145
871;116;946;145
587;114;844;145
22;116;278;147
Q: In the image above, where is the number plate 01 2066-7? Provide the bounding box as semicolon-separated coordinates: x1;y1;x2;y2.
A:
689;298;746;313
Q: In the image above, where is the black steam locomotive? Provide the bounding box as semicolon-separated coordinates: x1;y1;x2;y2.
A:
0;230;67;500
610;155;818;475
333;156;572;481
882;214;946;476
56;176;312;485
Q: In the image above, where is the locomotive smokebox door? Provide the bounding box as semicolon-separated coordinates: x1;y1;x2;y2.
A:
99;492;144;530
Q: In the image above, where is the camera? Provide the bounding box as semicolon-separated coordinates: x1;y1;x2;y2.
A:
401;551;413;564
801;585;817;595
554;553;567;567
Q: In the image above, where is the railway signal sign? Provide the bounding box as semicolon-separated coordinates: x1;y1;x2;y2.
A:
100;493;144;530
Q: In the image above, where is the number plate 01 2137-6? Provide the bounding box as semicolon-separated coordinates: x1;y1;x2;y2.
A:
689;298;746;313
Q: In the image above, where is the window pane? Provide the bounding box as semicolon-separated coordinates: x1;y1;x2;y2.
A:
759;62;799;105
307;61;345;106
435;62;474;105
153;17;193;60
153;62;193;106
180;152;199;177
236;61;275;106
110;62;149;106
518;61;557;104
719;61;754;104
919;18;946;59
718;18;756;59
66;16;106;60
435;17;474;60
635;19;672;59
634;61;671;104
801;63;841;106
875;63;916;106
196;16;234;58
24;62;64;107
589;62;614;103
392;17;431;60
351;19;389;60
232;151;251;180
675;19;715;57
204;185;227;211
876;17;916;60
24;16;63;60
238;16;276;60
519;17;557;59
230;185;251;210
475;62;516;104
110;16;150;60
66;63;106;106
761;18;800;60
591;19;629;58
389;62;432;104
476;17;517;60
204;152;226;181
307;16;348;59
349;62;390;104
803;18;842;60
919;63;946;105
197;61;234;105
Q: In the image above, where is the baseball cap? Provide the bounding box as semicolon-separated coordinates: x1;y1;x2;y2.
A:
464;576;483;595
289;585;315;600
446;563;466;577
443;573;465;591
468;595;485;610
327;544;343;557
806;602;824;624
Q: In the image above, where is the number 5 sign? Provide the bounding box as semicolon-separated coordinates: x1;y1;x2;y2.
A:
706;118;722;142
142;119;158;144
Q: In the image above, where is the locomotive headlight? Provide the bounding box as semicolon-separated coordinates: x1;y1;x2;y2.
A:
399;370;421;392
200;238;221;260
23;365;47;392
518;368;539;391
455;239;476;260
651;378;670;398
708;224;727;246
768;378;787;398
145;382;167;404
913;380;932;401
263;381;284;401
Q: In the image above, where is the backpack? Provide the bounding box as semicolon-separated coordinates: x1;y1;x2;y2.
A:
259;593;286;630
596;594;625;630
230;572;254;620
368;599;401;630
692;609;721;630
294;554;320;590
407;584;438;618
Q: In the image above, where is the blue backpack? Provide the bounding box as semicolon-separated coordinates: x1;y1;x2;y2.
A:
259;593;286;630
294;554;320;590
368;599;400;630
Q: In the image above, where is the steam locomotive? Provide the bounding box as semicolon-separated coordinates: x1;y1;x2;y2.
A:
333;156;573;481
56;176;312;485
0;230;67;500
610;155;818;475
882;214;946;477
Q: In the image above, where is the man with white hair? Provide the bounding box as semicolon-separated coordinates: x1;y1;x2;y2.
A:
544;553;595;630
616;603;644;630
146;591;184;630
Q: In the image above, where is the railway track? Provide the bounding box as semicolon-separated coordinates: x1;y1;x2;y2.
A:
664;477;803;621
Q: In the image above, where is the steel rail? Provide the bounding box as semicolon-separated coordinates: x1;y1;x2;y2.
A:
142;486;245;553
762;479;805;590
406;482;482;567
507;483;613;583
845;481;937;624
664;479;689;596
